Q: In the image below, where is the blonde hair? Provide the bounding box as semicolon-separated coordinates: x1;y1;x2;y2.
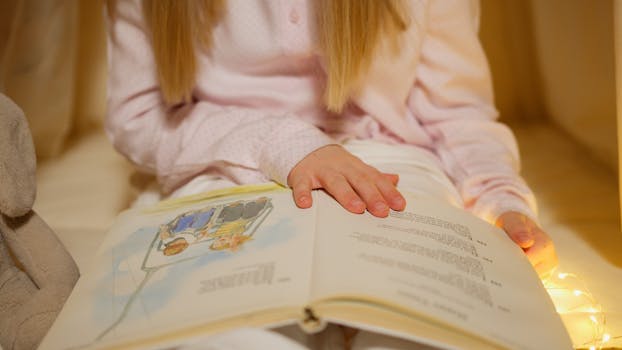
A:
142;0;225;104
140;0;408;112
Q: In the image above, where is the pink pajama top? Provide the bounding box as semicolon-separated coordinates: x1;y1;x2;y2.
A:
106;0;537;223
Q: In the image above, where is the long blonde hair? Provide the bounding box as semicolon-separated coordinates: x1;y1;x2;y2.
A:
140;0;408;112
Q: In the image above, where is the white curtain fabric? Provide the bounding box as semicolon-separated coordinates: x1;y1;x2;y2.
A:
0;0;78;158
528;0;617;170
480;0;618;171
0;0;106;159
615;0;622;221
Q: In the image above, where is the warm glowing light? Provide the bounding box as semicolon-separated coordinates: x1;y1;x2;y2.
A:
544;269;612;350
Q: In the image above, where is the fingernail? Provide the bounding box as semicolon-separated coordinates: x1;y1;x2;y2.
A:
299;195;310;205
351;199;365;209
392;196;405;208
517;234;534;248
374;202;388;213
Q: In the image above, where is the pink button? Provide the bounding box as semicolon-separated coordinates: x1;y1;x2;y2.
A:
289;9;300;24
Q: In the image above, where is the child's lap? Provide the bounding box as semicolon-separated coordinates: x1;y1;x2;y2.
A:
272;323;438;350
178;325;436;350
342;139;463;208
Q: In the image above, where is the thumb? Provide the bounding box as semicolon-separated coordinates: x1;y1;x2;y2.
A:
497;212;535;249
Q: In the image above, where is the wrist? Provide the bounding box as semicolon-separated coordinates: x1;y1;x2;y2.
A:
259;124;334;186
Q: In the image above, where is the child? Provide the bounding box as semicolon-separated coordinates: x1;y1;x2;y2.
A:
106;0;557;348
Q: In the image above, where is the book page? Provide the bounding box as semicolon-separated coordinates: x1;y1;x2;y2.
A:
310;191;572;350
40;187;315;350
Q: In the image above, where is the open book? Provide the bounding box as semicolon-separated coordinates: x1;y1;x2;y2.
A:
40;184;572;350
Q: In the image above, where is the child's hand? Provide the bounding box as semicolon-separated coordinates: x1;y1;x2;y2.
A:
287;145;406;217
496;211;558;277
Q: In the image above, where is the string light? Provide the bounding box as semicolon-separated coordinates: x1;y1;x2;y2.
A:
543;268;611;349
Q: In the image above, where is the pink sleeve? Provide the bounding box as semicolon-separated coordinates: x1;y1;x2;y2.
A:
409;0;537;223
105;0;332;193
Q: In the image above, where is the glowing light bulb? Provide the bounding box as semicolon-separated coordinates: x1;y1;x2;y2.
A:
558;272;569;279
573;290;583;296
602;333;611;342
589;346;596;350
589;315;598;324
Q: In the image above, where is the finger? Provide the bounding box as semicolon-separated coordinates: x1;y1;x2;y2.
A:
533;257;558;278
529;247;558;277
382;173;400;186
320;173;366;214
525;230;558;277
375;175;406;211
501;214;535;248
524;232;558;276
347;172;390;217
290;175;314;209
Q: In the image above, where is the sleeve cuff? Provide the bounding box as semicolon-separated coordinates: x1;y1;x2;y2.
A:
470;190;539;226
258;118;335;186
